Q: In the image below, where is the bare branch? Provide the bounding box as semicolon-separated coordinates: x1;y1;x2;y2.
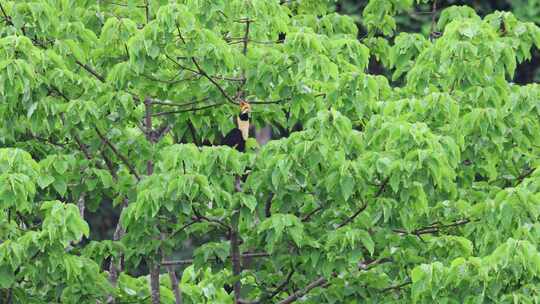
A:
150;262;160;304
230;212;242;302
167;266;183;304
77;192;86;218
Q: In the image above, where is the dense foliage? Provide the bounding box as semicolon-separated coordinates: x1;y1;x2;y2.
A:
0;0;539;303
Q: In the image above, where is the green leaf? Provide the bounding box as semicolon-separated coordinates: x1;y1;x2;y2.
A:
240;195;257;212
53;160;68;175
37;175;54;189
340;175;354;201
95;169;114;189
53;179;67;196
358;230;374;256
0;265;14;288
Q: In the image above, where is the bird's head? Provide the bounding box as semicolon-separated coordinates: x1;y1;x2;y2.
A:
237;101;251;140
239;101;251;120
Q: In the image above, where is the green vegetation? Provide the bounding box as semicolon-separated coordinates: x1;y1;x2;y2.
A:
0;0;539;303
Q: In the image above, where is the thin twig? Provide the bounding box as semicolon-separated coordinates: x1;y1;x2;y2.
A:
375;176;389;197
266;269;295;300
277;277;327;304
0;2;13;26
249;93;325;105
381;280;411;292
144;0;150;23
152;103;226;116
151;97;210;107
336;201;368;229
75;60;106;82
192;207;231;230
515;167;535;186
161;252;269;266
392;219;471;235
191;58;238;105
301;206;323;222
164;53;243;82
105;1;147;8
100;149;118;179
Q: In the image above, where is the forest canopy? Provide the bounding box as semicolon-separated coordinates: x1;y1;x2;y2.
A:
0;0;539;303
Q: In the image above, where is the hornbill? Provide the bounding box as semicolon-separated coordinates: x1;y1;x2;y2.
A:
222;101;251;152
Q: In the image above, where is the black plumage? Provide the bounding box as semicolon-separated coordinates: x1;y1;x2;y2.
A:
222;128;245;152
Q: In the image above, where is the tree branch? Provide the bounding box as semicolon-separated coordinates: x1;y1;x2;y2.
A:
230;212;242;303
167;266;183;304
77;192;85;218
164;53;243;82
100;149;119;180
277;277;327;304
161;252;269;266
108;198;128;289
94;127;141;181
336;200;368;229
150;262;160;304
248;93;325;105
0;2;13;26
381;280;411;293
151;97;210;107
264;193;274;218
152;102;226;116
144;96;161;304
192;207;231;231
392;219;471;235
301;206;323;222
515;167;535;186
266;269;294;301
191;58;238;105
75;60;106;83
375;176;389;197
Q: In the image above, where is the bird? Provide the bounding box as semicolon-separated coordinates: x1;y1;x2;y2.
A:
222;101;251;152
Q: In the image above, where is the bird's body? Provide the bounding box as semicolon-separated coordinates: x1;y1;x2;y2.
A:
222;101;251;152
222;128;246;152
